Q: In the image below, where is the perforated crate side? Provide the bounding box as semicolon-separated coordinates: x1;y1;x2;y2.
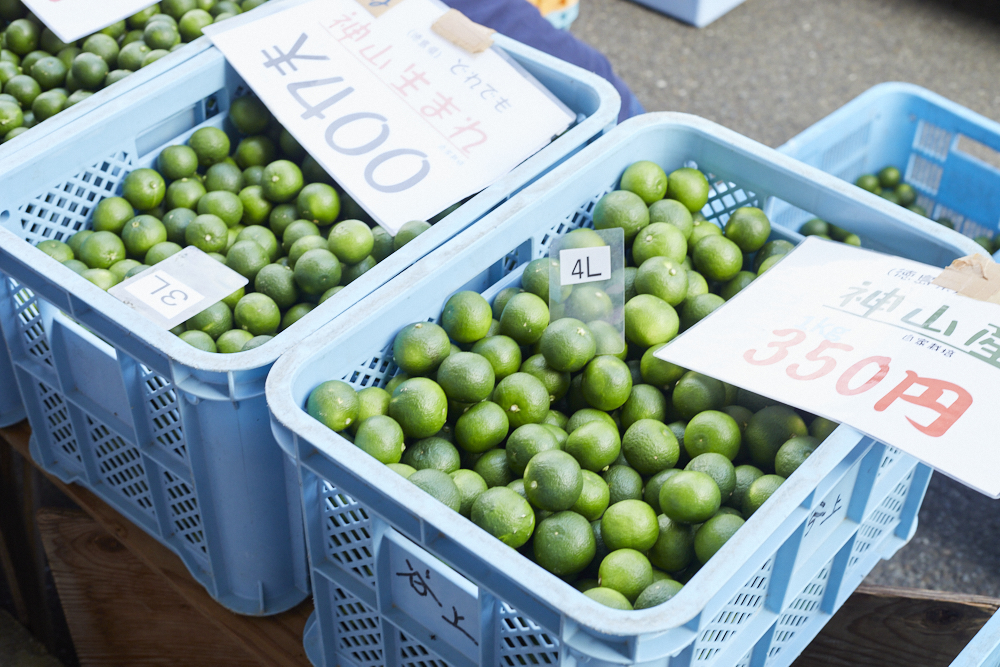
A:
762;559;833;666
691;557;773;664
139;364;189;463
498;602;560;667
163;469;209;565
10;280;52;369
33;378;83;475
17;151;133;245
321;480;377;589
85;414;157;519
844;467;915;576
329;585;385;667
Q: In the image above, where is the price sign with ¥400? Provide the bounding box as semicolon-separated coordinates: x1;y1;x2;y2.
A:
109;246;248;331
657;237;1000;498
204;0;574;233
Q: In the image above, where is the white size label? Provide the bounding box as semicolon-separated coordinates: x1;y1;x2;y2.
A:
21;0;154;44
204;0;575;234
109;246;248;330
656;237;1000;498
124;271;205;320
559;246;611;286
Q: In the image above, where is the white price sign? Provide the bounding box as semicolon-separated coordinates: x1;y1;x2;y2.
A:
21;0;154;43
656;237;1000;498
205;0;575;234
109;246;248;330
559;246;611;286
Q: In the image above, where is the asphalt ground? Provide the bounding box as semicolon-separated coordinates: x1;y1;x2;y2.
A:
572;0;1000;596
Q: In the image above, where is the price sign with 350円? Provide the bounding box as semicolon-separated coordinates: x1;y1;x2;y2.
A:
656;237;1000;498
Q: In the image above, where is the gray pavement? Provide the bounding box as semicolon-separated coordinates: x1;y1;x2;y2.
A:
572;0;1000;596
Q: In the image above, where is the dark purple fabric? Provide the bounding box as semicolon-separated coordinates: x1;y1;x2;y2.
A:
441;0;644;121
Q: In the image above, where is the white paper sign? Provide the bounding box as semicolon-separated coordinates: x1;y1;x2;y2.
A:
656;237;1000;498
560;246;612;286
22;0;153;44
205;0;575;233
109;246;248;330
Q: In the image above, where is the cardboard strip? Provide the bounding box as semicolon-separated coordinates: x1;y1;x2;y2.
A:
932;253;1000;304
431;9;495;54
354;0;408;18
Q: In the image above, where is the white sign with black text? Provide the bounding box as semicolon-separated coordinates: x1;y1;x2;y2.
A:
21;0;153;44
205;0;575;233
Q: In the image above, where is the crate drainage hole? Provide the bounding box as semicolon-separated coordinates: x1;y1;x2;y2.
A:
0;210;9;224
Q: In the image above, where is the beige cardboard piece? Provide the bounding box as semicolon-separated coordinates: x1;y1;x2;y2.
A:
431;9;496;53
932;253;1000;305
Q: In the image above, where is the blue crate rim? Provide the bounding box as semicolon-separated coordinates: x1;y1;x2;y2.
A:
0;37;215;158
0;35;619;376
779;81;1000;160
268;112;975;638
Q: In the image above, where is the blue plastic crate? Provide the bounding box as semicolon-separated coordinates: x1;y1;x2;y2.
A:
953;611;1000;667
0;37;618;615
267;113;981;666
626;0;746;27
0;37;221;428
770;83;1000;256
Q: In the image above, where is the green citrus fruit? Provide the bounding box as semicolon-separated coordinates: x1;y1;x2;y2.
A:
388;377;448;439
593;190;649;243
665;168;710;213
307;380;359;432
598;548;652;603
659;470;721;524
622;419;679;475
620;160;668;204
471;486;534;548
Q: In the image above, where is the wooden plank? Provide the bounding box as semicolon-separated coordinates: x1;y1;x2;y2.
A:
0;436;30;626
793;584;999;667
0;429;52;645
0;422;312;667
38;507;262;667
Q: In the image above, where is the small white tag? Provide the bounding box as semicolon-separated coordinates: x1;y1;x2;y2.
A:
124;271;206;320
109;246;248;330
559;246;611;286
21;0;154;44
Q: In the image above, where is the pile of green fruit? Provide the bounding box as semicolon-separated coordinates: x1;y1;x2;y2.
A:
34;95;432;353
797;219;862;246
306;160;839;611
854;166;924;214
856;164;996;252
0;0;270;143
